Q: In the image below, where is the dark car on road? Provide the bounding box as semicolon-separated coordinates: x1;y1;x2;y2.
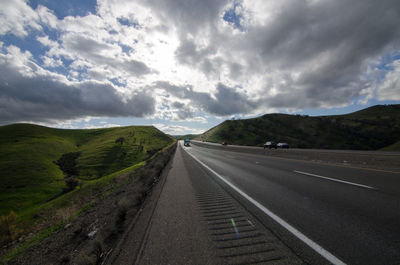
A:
277;142;290;149
264;141;277;149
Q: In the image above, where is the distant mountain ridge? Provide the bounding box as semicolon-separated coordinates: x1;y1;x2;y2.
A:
198;104;400;151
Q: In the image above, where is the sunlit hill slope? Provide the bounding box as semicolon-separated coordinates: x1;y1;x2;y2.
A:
0;124;174;216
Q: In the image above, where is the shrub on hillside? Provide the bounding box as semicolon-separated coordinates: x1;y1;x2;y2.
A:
55;152;81;176
0;211;22;244
115;137;125;145
55;152;81;193
64;176;79;192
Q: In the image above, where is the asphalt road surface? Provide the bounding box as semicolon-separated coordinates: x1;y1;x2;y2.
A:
184;142;400;265
110;143;304;265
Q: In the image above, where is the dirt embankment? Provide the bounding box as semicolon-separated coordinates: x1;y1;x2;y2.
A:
6;143;177;265
192;141;400;172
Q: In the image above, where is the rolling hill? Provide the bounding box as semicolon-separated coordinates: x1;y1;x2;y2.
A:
0;124;174;216
198;104;400;150
173;134;200;140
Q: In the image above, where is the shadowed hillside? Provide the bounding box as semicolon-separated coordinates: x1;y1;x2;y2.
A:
198;104;400;150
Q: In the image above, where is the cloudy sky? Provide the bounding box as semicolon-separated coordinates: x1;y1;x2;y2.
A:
0;0;399;135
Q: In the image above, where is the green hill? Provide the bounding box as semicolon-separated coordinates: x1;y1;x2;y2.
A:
198;104;400;150
173;134;200;140
0;124;174;216
380;140;400;151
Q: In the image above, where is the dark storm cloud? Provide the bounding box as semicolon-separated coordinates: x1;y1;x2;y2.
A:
172;101;185;109
261;1;399;65
156;81;256;116
250;1;394;102
249;0;400;108
139;0;229;35
172;101;193;120
174;38;222;77
175;39;216;66
148;0;400;110
0;58;155;124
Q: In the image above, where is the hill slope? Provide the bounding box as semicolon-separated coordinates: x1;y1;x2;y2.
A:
173;134;200;140
199;104;400;150
0;124;174;215
380;140;400;151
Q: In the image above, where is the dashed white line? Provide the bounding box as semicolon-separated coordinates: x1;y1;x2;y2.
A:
184;148;347;265
293;170;376;190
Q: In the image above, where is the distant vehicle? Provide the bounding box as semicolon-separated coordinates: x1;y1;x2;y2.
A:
264;141;277;149
221;141;228;146
184;138;190;146
277;142;290;149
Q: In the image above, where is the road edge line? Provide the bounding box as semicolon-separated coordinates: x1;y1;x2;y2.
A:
293;170;376;190
184;149;347;265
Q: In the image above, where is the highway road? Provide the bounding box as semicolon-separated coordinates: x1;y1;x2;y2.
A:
183;142;400;265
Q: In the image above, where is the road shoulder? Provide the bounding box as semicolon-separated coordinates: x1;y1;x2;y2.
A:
110;143;305;264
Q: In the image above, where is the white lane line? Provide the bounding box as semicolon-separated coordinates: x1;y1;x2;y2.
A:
184;149;347;265
293;170;376;190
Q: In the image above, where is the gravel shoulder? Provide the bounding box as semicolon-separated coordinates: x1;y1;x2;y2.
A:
110;143;216;265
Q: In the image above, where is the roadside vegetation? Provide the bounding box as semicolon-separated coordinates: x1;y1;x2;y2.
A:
198;104;400;150
0;124;174;256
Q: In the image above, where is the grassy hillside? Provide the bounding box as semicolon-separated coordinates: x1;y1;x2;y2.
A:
173;134;200;140
0;124;174;216
380;140;400;151
199;104;400;150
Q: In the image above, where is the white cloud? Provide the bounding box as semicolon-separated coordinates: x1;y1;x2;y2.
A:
82;123;121;129
377;60;400;101
0;46;156;124
0;0;42;37
37;36;59;49
36;5;58;29
185;116;207;123
40;55;63;68
153;123;204;135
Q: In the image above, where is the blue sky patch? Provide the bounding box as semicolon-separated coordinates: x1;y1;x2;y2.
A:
117;17;140;29
223;2;244;31
0;32;48;58
28;0;97;19
119;43;133;54
109;78;126;87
